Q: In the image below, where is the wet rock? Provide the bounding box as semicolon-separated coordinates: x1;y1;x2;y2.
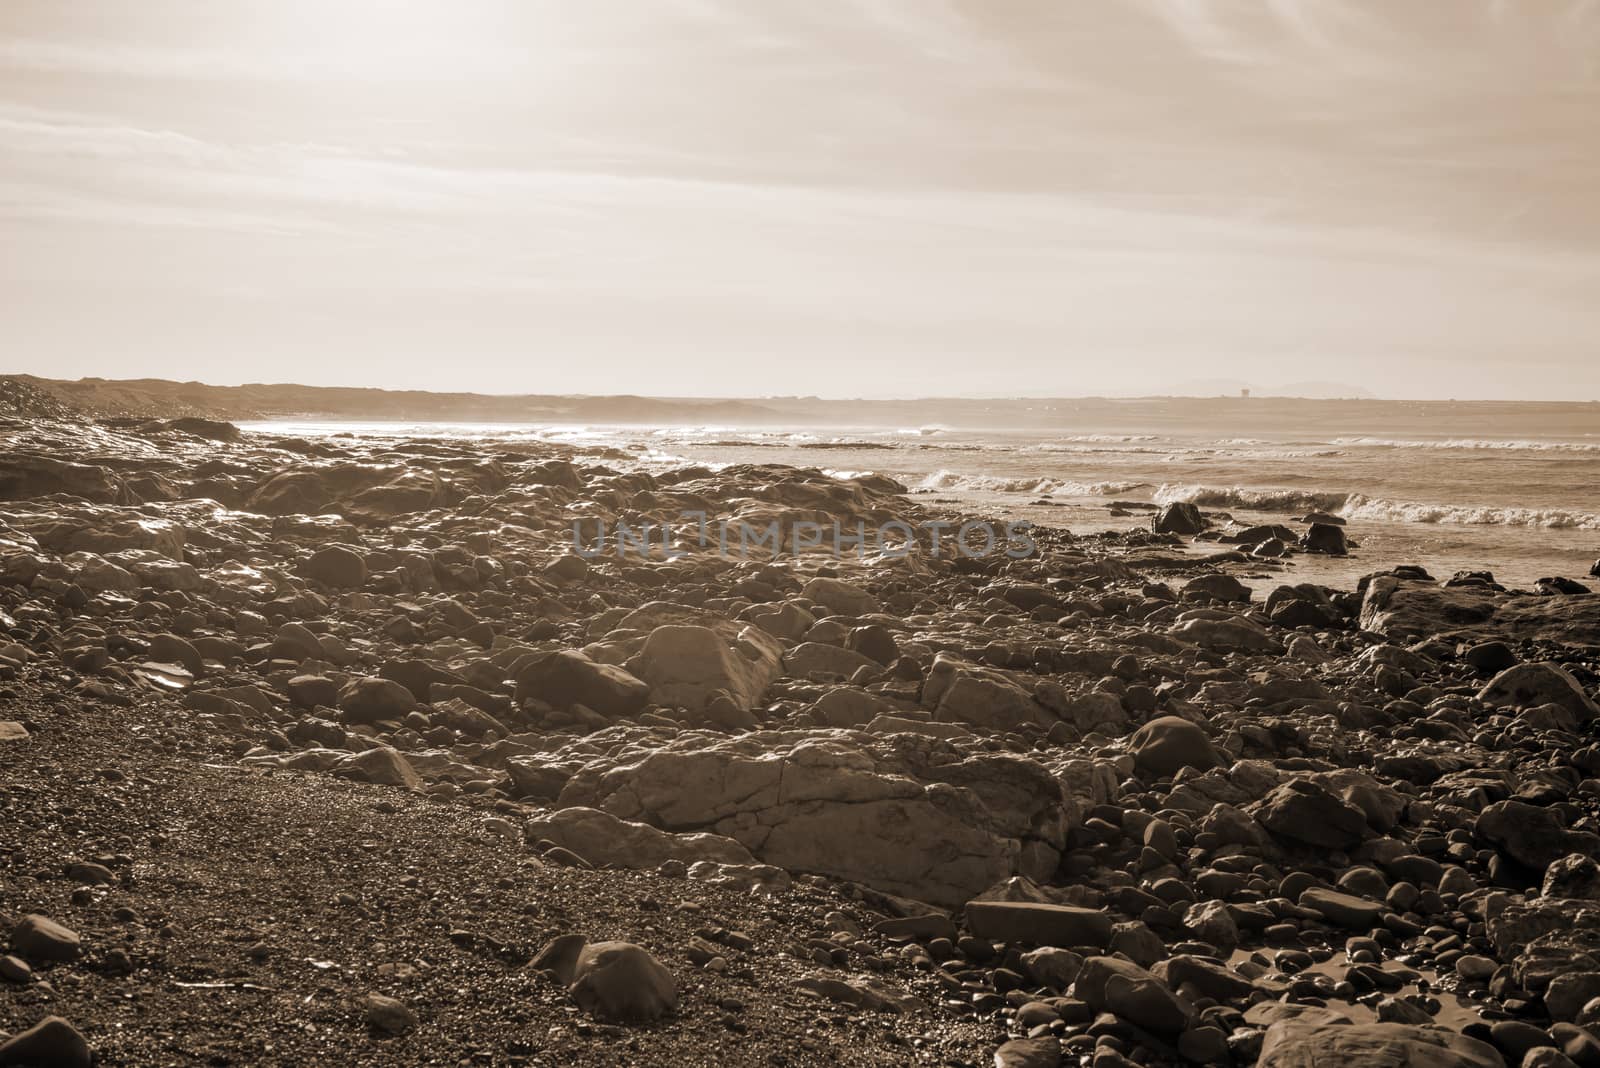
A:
1153;502;1207;535
1302;522;1348;555
1183;573;1252;603
1491;1020;1557;1064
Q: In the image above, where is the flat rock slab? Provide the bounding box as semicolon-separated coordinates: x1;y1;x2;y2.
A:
1259;1020;1505;1068
1299;888;1384;928
964;901;1112;949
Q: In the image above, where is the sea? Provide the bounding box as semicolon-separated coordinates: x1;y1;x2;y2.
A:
242;398;1600;592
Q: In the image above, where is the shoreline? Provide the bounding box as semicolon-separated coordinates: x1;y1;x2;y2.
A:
4;410;1600;1066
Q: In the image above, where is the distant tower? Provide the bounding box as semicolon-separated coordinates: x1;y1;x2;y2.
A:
1240;388;1250;399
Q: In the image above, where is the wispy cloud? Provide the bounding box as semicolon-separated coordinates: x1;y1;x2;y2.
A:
1;0;1598;396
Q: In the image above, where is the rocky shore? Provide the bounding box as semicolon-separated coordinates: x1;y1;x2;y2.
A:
4;399;1600;1068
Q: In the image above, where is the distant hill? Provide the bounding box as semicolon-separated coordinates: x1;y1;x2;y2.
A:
3;376;785;424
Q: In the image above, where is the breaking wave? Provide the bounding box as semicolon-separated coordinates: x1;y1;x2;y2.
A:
1340;496;1600;530
1152;484;1352;513
1154;484;1600;529
1333;437;1600;453
918;470;1152;496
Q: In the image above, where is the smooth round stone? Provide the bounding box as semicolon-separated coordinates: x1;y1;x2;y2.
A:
1491;1020;1557;1063
1456;954;1498;982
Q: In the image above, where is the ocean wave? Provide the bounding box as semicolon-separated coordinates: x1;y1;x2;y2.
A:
1340;495;1600;530
1030;434;1160;448
1333;436;1600;453
1153;484;1351;512
1154;483;1600;529
918;470;1151;496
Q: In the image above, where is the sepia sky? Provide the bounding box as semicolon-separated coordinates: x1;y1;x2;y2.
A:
2;1;1598;399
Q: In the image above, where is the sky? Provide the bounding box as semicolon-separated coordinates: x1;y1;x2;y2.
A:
2;1;1598;400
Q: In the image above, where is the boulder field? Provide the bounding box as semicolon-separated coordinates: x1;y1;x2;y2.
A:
3;411;1600;1066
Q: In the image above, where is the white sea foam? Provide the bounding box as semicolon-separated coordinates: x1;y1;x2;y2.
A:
919;470;1150;496
1333;437;1600;453
1153;484;1351;512
1339;495;1600;529
1154;483;1600;529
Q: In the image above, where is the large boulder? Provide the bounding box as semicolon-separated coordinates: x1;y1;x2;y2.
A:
568;941;678;1023
248;470;330;515
1302;523;1348;556
0;1015;93;1068
1129;716;1223;779
1153;502;1207;535
11;915;81;964
1074;956;1194;1036
636;624;781;715
1362;576;1600;651
1252;780;1369;850
337;746;421;789
801;576;879;615
784;642;881;680
923;654;1054;730
1258;1020;1504;1068
337;677;416;724
1479;800;1600;870
1478;662;1599;723
1544;854;1600;901
0;455;123;503
556;732;1070;906
299;544;368;589
1488;896;1600;997
514;650;649;718
1171;616;1282;653
964;901;1112;949
523;807;757;869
